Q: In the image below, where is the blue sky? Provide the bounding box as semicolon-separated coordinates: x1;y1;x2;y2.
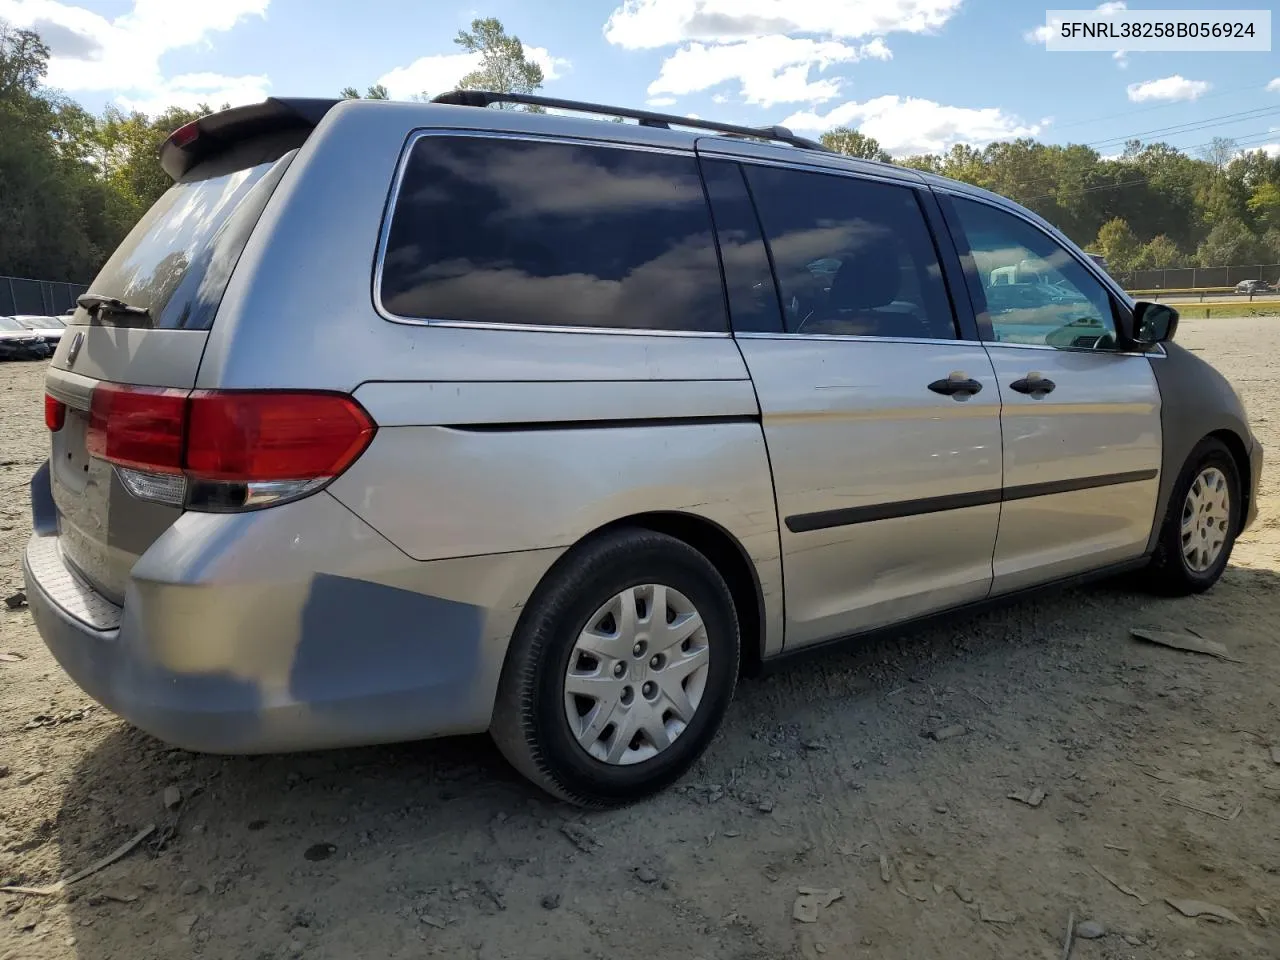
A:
2;0;1277;158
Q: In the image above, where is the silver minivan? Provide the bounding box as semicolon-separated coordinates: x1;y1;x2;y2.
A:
24;92;1262;806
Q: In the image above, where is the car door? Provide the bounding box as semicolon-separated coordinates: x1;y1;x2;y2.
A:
939;192;1162;594
699;156;1003;649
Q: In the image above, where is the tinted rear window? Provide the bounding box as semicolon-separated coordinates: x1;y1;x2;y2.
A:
82;143;295;329
379;136;727;332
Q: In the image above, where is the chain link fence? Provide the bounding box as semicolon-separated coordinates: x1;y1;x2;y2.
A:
1116;264;1280;291
1;276;88;317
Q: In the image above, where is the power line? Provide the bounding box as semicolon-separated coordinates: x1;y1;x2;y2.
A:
1050;75;1280;132
1085;105;1280;148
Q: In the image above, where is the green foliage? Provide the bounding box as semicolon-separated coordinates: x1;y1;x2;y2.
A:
340;84;389;100
451;17;543;99
1195;217;1264;268
1093;217;1139;272
820;127;890;162
1130;234;1184;270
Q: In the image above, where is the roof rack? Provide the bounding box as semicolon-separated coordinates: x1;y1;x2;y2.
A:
431;90;830;153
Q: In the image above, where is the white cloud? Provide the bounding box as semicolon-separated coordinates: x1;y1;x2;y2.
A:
377;45;570;100
782;95;1043;156
0;0;270;112
1126;75;1210;103
647;35;889;106
1113;50;1128;68
1025;2;1125;45
1267;78;1280;92
646;96;678;106
605;0;962;49
117;72;271;115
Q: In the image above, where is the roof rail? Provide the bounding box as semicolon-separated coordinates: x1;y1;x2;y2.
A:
431;90;830;153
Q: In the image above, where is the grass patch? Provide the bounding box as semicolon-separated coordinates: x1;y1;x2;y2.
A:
1173;300;1280;319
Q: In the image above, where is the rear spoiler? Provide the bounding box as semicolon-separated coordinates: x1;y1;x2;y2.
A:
159;98;340;181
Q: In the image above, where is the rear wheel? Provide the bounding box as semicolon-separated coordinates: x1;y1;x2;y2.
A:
1146;438;1240;595
490;528;740;807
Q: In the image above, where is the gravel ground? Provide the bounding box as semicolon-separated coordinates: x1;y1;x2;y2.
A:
2;317;1279;960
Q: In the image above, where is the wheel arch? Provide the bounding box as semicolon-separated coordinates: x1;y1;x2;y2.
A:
1207;427;1253;533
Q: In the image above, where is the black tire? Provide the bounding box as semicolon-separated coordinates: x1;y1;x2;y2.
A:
490;528;740;807
1146;437;1241;595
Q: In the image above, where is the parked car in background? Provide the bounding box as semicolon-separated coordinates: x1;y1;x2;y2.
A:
1235;279;1273;295
12;315;67;344
0;316;52;360
23;92;1263;806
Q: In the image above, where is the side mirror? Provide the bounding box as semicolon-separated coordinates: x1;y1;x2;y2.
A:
1131;301;1178;346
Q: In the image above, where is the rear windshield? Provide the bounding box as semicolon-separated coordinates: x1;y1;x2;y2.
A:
80;142;296;329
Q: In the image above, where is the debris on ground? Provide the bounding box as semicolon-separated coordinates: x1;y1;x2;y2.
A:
478;879;505;910
792;887;842;923
0;651;24;662
634;866;659;884
1131;628;1242;662
303;843;336;862
4;591;27;610
162;785;182;810
1092;865;1151;905
1061;911;1075;960
540;893;561;911
24;709;88;729
179;879;201;896
0;824;155;896
926;724;967;742
879;854;891;883
1162;793;1242;821
757;798;775;814
559;822;600;853
953;885;975;904
1165;898;1244;925
979;904;1017;925
1075;920;1106;939
1007;787;1046;808
419;913;447;928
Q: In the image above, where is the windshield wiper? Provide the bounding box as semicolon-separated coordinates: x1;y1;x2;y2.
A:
76;293;151;320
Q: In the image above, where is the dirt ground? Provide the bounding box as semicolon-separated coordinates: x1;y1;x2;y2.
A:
2;317;1279;960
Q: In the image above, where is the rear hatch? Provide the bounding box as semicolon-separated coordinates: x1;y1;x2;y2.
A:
45;98;337;604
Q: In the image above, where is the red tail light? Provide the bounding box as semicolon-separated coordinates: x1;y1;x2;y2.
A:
80;384;375;509
185;391;375;482
86;384;187;473
44;394;66;431
168;120;199;148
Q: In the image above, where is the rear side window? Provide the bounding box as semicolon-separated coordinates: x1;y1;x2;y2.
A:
379;136;727;332
744;166;957;340
83;143;296;330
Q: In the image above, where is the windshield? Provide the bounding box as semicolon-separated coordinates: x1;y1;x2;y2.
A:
81;147;295;329
0;317;24;332
13;316;53;330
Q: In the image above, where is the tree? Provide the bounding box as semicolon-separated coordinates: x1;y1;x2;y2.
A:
1130;235;1184;270
1247;182;1280;228
340;84;389;100
1093;217;1140;272
449;17;543;98
1202;136;1236;171
1195;217;1263;267
820;127;890;162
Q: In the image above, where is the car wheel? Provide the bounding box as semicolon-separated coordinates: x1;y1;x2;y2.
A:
1146;438;1241;595
490;528;740;807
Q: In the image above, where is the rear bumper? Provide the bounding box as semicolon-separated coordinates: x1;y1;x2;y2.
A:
24;473;559;754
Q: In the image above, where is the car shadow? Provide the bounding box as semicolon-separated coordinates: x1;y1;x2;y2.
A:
38;561;1280;960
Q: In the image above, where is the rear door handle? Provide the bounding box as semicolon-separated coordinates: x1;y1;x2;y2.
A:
928;372;984;399
1009;373;1056;397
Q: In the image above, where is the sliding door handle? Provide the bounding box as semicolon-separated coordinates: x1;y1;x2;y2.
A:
928;373;984;399
1010;373;1056;397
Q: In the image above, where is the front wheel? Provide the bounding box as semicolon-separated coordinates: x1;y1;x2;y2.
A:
490;528;740;807
1146;438;1241;595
